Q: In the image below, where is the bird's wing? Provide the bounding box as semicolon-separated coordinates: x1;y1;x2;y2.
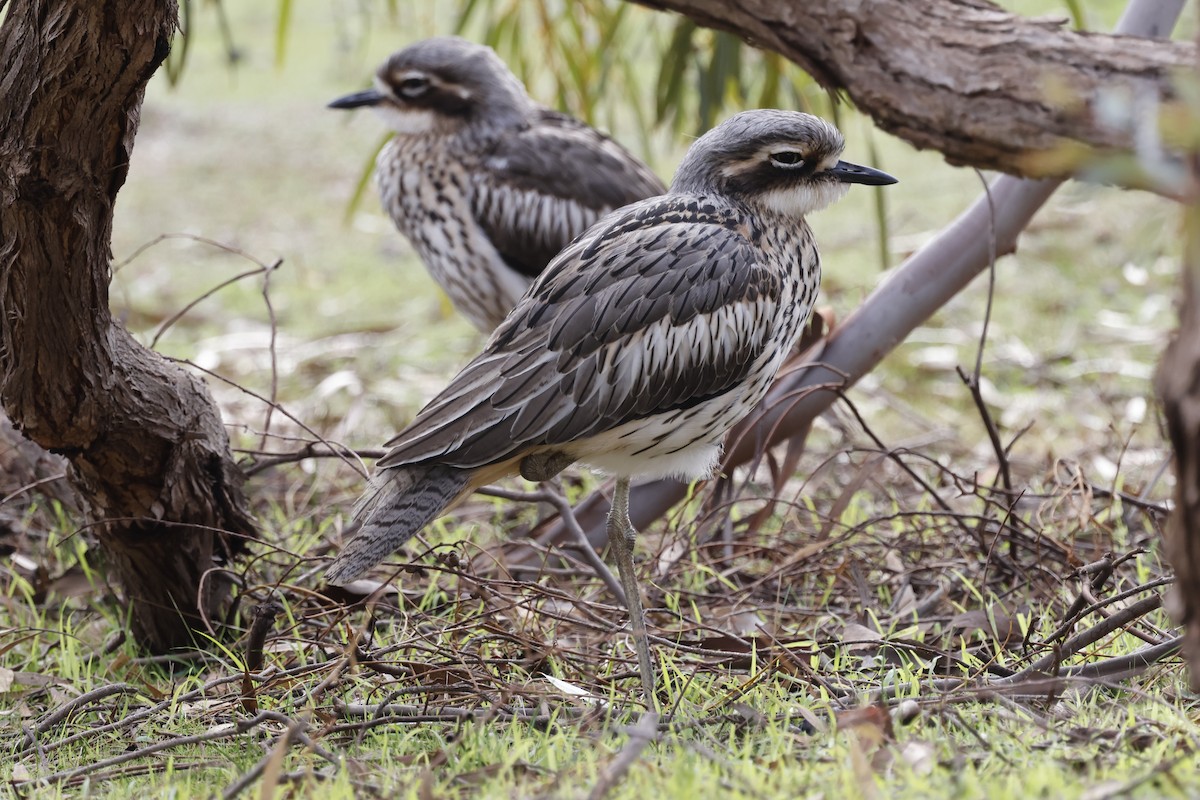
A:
469;109;666;278
376;197;784;470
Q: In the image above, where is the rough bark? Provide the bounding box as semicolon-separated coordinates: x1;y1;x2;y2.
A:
634;0;1192;177
0;2;256;652
0;410;75;546
1153;0;1200;699
1156;182;1200;692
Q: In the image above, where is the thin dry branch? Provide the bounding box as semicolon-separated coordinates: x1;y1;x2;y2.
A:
22;684;144;750
14;711;286;790
480;484;627;606
587;712;661;800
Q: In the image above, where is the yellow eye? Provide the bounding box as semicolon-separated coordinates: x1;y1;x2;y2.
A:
769;151;805;168
397;76;430;97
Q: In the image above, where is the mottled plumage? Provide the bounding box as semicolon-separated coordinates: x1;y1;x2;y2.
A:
330;37;665;332
326;109;897;699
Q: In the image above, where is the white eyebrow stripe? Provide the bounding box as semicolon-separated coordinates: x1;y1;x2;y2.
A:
759;143;799;160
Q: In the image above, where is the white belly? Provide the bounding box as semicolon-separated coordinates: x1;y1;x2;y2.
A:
571;348;781;482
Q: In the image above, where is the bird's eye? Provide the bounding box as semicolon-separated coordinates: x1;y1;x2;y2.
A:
769;151;805;168
397;76;430;97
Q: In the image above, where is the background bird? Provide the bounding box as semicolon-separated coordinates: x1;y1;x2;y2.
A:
330;36;666;333
326;109;897;700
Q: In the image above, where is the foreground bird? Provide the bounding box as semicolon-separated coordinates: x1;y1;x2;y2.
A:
330;37;666;333
326;109;896;700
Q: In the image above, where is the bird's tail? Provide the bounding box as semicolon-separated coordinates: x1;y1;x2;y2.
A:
325;464;472;585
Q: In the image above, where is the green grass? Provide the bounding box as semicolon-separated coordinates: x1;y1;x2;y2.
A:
4;540;1196;799
5;468;1195;797
4;0;1198;797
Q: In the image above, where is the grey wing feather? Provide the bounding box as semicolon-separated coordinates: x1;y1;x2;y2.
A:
376;196;781;472
470;109;666;278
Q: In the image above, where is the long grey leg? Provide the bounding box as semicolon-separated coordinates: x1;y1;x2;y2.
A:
607;476;659;706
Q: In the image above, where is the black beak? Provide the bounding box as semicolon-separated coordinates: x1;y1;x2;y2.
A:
828;160;897;186
328;88;386;110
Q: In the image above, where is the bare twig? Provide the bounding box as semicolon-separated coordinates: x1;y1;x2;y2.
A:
1016;593;1166;679
0;472;69;508
116;233;285;350
11;664;331;756
241;600;283;714
1043;571;1169;648
954;170;1013;493
241;444;387;477
479;484;627;606
170;357;369;478
258;259;282;452
586;711;660;800
13;711;284;789
871;635;1183;704
221;712;340;800
22;684;144;751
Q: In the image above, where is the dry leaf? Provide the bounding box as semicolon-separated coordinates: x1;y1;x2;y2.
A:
544;674;606;706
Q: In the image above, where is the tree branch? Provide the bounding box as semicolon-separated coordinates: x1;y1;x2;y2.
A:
633;0;1190;176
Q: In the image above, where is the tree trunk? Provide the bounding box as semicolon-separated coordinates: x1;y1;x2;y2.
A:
0;1;256;652
1152;0;1200;701
1155;178;1200;692
634;0;1192;177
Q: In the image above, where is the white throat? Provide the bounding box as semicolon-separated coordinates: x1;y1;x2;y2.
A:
371;105;439;136
759;181;850;218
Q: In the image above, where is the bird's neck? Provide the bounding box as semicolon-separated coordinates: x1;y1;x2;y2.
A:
726;199;812;245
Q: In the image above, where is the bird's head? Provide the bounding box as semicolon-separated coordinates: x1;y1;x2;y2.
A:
670;109;896;217
328;37;532;135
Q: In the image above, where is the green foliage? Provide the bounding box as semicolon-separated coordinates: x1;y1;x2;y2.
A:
1063;0;1087;28
166;0;243;86
274;0;293;67
162;0;192;85
456;0;831;141
344;132;394;224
